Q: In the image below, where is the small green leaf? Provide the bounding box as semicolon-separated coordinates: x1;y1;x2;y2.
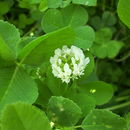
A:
72;0;97;6
82;109;127;130
90;16;102;30
28;0;41;4
47;0;62;8
91;40;124;59
90;28;123;59
60;0;71;8
74;26;95;50
95;28;112;44
107;40;124;58
46;0;71;9
102;11;117;26
39;0;48;12
117;0;130;28
47;96;82;126
0;1;10;15
1;102;51;130
66;92;96;117
79;81;114;105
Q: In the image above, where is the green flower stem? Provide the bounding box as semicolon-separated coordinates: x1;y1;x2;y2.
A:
74;125;82;129
114;51;130;62
23;23;38;37
115;96;130;102
105;101;130;111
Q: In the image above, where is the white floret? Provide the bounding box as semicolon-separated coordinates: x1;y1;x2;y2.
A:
50;45;90;83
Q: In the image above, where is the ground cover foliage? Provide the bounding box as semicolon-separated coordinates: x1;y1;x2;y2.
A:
0;0;130;129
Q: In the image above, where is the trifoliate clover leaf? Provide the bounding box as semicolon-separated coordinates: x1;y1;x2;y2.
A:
90;28;124;59
41;5;88;33
90;11;117;30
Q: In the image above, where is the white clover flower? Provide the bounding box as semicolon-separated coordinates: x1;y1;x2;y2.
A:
50;45;90;84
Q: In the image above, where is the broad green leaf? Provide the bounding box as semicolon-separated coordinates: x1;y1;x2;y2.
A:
82;109;127;130
72;0;97;6
0;56;14;68
1;102;51;130
117;0;130;28
79;71;99;85
79;81;114;105
0;67;38;114
36;80;52;107
47;96;82;126
66;93;96;117
46;67;67;96
125;112;130;129
74;26;95;50
17;37;35;53
0;20;20;60
41;9;64;33
18;26;75;65
61;5;88;27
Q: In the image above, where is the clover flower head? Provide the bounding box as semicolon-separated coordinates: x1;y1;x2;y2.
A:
50;45;90;84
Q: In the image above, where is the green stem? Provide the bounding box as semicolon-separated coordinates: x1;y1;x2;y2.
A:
115;96;130;102
102;0;106;11
74;125;82;129
105;101;130;111
114;51;130;62
110;0;114;10
23;23;38;37
121;35;130;41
